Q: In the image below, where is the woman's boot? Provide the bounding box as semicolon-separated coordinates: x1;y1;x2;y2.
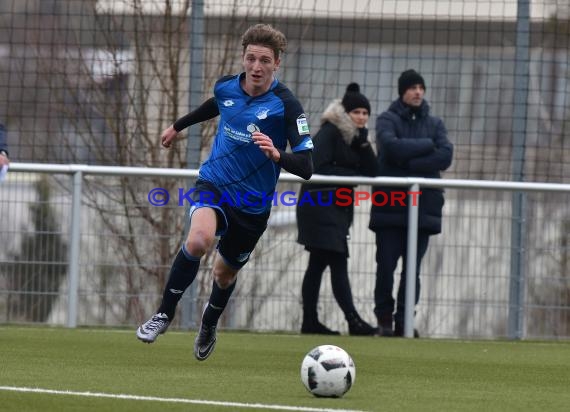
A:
301;310;340;335
346;311;378;336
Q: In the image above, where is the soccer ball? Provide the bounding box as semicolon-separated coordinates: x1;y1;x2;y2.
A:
300;345;356;398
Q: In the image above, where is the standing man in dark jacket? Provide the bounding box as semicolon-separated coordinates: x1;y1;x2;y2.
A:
369;70;453;336
297;83;378;336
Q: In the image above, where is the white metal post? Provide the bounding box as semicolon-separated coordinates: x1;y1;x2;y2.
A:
66;170;82;328
508;0;530;340
404;183;420;338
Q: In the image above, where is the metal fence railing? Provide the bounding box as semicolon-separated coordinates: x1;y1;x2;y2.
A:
1;0;569;341
1;163;569;340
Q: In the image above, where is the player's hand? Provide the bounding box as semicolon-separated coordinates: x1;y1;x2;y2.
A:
161;125;178;149
252;132;280;162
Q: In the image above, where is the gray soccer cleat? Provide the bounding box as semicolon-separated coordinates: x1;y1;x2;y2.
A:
136;313;170;343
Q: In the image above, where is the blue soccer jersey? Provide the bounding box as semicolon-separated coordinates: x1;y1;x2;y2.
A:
199;73;313;214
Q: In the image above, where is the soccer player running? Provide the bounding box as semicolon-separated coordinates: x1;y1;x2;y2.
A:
136;24;313;361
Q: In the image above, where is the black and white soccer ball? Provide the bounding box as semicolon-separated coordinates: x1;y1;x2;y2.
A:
300;344;356;398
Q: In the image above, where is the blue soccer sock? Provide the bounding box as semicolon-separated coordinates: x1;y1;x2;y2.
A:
202;278;237;326
157;244;200;320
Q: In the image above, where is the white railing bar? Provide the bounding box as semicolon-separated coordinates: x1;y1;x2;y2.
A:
9;163;570;193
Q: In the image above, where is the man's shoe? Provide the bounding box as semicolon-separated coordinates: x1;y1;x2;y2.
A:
194;322;217;361
301;320;340;335
394;322;420;338
378;325;395;337
136;313;170;343
346;312;378;336
377;313;394;337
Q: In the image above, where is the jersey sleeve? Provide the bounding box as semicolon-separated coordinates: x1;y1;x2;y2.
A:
283;96;313;153
173;97;219;132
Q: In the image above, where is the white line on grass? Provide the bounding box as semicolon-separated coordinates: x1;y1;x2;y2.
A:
0;386;366;412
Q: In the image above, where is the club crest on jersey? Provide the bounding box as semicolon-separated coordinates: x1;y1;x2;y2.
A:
255;107;270;120
296;114;310;135
223;99;235;107
246;123;260;134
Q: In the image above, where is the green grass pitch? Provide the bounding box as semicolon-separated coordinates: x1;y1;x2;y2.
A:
0;326;569;411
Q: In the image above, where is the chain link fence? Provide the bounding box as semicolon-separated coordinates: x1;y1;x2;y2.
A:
0;1;569;339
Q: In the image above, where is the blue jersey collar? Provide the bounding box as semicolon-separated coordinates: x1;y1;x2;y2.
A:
237;72;278;98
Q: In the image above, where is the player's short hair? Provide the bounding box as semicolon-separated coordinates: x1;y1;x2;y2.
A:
241;24;287;60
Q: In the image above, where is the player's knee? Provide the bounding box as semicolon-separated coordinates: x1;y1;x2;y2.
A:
184;232;214;257
212;268;236;289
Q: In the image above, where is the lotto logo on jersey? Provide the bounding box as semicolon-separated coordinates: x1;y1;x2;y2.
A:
296;114;310;135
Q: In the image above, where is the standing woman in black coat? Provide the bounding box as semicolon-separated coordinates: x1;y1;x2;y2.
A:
297;83;378;335
369;70;453;337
